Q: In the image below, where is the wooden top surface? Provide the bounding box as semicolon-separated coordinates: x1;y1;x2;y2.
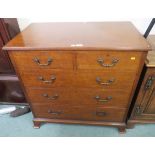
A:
3;22;151;51
146;35;155;67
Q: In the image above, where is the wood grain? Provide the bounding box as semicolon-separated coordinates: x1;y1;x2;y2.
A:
33;104;126;122
18;69;135;90
26;87;131;108
10;51;73;70
3;22;150;51
129;68;155;122
77;51;143;71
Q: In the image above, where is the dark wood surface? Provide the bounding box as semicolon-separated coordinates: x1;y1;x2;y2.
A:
128;67;155;126
0;75;26;103
3;22;151;51
0;19;13;73
127;35;155;128
0;18;26;104
5;22;150;132
3;18;20;39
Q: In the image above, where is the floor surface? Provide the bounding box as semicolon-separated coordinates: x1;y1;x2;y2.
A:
0;112;155;137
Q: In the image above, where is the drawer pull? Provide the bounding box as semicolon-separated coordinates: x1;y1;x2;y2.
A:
144;76;155;90
33;57;53;66
96;111;106;117
97;58;119;67
135;106;141;115
96;77;115;85
95;96;112;103
38;75;56;83
48;110;62;115
43;94;59;100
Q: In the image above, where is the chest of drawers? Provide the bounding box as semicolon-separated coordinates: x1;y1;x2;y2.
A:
3;22;150;133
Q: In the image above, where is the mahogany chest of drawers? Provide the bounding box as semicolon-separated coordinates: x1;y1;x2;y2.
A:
3;22;150;133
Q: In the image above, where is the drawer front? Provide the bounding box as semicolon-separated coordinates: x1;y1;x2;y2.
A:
10;51;73;70
77;51;142;71
26;88;130;108
33;105;126;122
20;70;74;88
19;69;135;90
27;88;75;106
75;70;135;90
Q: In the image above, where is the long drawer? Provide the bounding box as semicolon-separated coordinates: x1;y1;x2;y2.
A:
32;105;126;122
26;88;130;108
10;51;73;70
77;51;142;71
19;69;135;90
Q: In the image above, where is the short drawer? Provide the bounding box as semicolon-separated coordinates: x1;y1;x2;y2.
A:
19;69;135;90
32;105;126;122
77;51;142;71
19;70;74;88
27;88;130;108
27;87;75;106
10;51;73;70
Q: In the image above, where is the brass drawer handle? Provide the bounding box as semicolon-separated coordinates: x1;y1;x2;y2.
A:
43;94;59;100
48;109;62;115
33;57;53;66
95;96;112;103
38;75;56;83
96;77;115;85
97;58;119;67
96;111;106;117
